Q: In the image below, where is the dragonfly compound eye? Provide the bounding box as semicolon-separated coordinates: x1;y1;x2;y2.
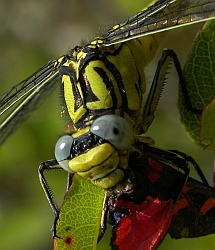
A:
55;135;74;172
90;115;134;150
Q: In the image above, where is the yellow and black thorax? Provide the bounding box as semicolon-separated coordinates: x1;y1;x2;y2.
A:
57;34;161;135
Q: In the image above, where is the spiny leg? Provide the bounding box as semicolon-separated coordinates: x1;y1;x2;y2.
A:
141;49;202;134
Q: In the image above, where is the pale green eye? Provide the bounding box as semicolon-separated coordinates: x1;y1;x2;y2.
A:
90;115;134;150
55;135;74;172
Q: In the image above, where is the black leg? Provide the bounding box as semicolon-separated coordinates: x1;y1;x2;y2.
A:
97;192;112;243
38;159;64;238
168;149;209;185
143;143;190;203
141;49;202;134
66;172;74;192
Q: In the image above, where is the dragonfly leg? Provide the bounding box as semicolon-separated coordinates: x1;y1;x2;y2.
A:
66;172;74;192
97;192;111;243
141;49;202;134
38;159;63;238
168;149;209;186
143;143;190;203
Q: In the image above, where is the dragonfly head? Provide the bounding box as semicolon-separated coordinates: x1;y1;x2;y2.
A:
55;115;134;189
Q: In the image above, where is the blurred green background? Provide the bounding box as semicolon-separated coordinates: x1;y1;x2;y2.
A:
0;0;215;249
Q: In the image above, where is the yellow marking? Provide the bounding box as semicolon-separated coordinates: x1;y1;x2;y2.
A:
55;56;64;69
93;168;124;189
112;24;120;30
106;41;144;112
63;75;87;125
72;127;90;138
78;150;119;180
90;39;103;45
85;60;123;110
69;143;115;172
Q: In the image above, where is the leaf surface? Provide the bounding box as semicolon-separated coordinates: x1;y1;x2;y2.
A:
178;19;215;150
54;175;105;250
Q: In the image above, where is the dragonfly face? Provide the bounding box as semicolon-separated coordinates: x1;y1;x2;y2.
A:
55;114;134;188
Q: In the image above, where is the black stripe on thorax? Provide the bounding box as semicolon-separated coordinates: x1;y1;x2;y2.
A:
93;66;117;108
102;45;128;115
60;65;84;112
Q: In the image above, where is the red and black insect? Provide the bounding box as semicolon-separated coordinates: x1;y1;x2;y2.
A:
49;138;215;250
108;143;215;250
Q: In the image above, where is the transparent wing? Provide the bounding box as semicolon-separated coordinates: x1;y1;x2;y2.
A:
101;0;215;45
0;60;60;146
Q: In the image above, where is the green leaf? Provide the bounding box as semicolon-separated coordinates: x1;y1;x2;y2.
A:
200;99;215;150
54;175;105;250
178;18;215;150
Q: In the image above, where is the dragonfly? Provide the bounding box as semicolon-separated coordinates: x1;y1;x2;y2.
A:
1;0;215;249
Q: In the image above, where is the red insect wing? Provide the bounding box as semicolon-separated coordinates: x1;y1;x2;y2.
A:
146;171;161;184
115;197;173;250
200;197;215;215
148;158;164;172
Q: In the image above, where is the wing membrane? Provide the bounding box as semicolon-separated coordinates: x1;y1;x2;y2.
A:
1;0;215;145
0;60;59;145
101;0;215;45
0;60;57;115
